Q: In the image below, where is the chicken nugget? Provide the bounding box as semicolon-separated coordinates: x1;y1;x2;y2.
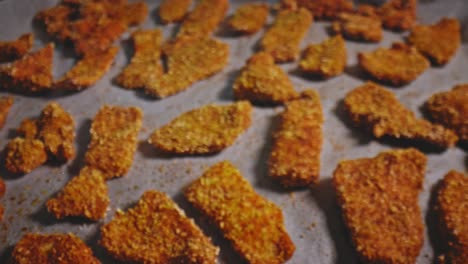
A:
333;148;426;264
282;0;354;20
16;118;39;139
177;0;228;38
34;4;74;41
123;1;148;26
4;138;47;174
11;233;100;264
0;44;54;92
149;101;252;155
299;35;347;78
233;52;298;104
0;33;34;63
379;0;416;31
0;96;13;129
227;3;269;34
344;82;458;149
408;18;461;65
185;161;295;263
85;105;143;179
260;8;312;62
158;0;192;24
47;166;109;221
358;43;429;86
357;4;379;17
100;190;219;263
269;90;323;187
435;170;468;264
332;13;382;42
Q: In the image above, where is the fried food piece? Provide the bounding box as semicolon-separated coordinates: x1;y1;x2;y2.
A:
185;161;295;263
357;4;379;17
425;84;468;143
358;43;429;86
0;44;54;92
233;52;298;104
16;119;39;139
379;0;416;31
4;138;47;174
100;191;219;263
260;8;312;62
34;4;74;41
47;166;109;221
149;101;252;154
408;18;461;65
115;30;163;90
435;170;468;264
227;3;269;34
269;90;323;187
0;33;34;63
158;0;192;24
333;148;426;264
332;13;382;42
85;105;143;179
344;82;458;149
11;233;100;264
299;35;347;78
123;1;148;26
0;96;13;129
177;0;228;38
282;0;354;20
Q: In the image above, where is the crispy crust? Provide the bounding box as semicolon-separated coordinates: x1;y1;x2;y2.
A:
16;118;39;139
149;101;252;154
379;0;416;31
34;4;74;41
158;0;192;24
100;190;219;263
358;43;429;86
227;3;269;34
282;0;354;20
0;33;34;63
332;13;382;42
299;35;347;78
260;8;312;62
177;0;228;38
5;138;47;174
185;161;295;264
333;148;426;264
123;1;148;26
0;96;13;129
233;52;298;104
269;90;323;187
344;82;459;149
11;233;100;264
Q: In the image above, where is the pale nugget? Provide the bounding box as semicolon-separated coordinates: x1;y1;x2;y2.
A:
0;33;33;63
158;0;192;24
177;0;228;38
5;138;47;174
332;13;382;42
0;96;13;129
227;3;269;34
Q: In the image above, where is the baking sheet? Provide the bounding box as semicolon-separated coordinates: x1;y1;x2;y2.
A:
0;0;467;263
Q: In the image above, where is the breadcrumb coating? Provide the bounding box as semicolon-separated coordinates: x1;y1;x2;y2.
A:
282;0;354;20
379;0;416;31
123;1;148;26
5;138;47;174
0;33;34;63
233;52;298;104
332;13;382;42
16;118;39;139
227;3;269;34
177;0;228;38
149;101;252;155
0;96;13;129
333;148;426;264
100;190;219;263
158;0;192;24
185;161;295;264
34;4;74;41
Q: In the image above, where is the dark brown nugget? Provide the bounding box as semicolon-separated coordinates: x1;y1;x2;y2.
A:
177;0;228;38
0;96;13;129
227;3;269;34
0;33;33;63
333;148;426;264
5;138;47;174
158;0;192;24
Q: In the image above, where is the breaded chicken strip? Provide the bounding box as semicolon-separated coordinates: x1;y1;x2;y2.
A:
227;3;269;34
5;138;47;174
332;13;382;42
0;33;34;63
177;0;228;38
281;0;354;20
158;0;192;24
0;96;13;129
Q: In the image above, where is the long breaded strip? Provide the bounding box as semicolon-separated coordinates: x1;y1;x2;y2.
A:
84;105;143;179
149;101;252;154
185;161;295;263
435;170;468;264
11;233;100;264
332;13;382;42
227;3;269;34
0;33;33;63
333;148;426;264
379;0;416;31
269;90;323;187
344;82;458;149
177;0;228;38
100;190;219;263
282;0;354;20
233;52;298;104
260;8;312;62
0;96;13;129
158;0;192;24
5;138;47;174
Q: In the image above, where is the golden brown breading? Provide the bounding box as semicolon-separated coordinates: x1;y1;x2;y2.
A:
282;0;354;20
47;166;109;221
34;4;74;41
16;118;39;139
379;0;416;31
269;90;323;187
408;18;461;65
123;1;148;26
0;44;54;92
358;43;429;86
158;0;192;24
0;96;13;129
357;4;379;17
435;170;468;264
260;8;312;62
233;52;298;104
11;233;100;264
100;190;219;263
4;138;47;174
299;35;347;78
84;105;143;179
344;82;459;149
177;0;228;38
227;3;269;34
0;33;34;63
332;13;382;42
149;101;252;155
185;161;295;264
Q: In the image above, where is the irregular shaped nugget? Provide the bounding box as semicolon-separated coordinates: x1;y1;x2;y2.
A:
85;105;143;179
435;170;468;264
16;118;39;139
100;190;219;263
227;3;269;34
5;138;47;174
344;82;458;149
260;8;312;62
269;90;323;187
123;1;149;26
149;101;252;154
282;0;354;20
332;13;382;42
177;0;228;38
299;35;347;78
185;161;295;263
233;52;298;104
408;18;461;65
358;43;429;86
158;0;192;24
0;33;33;63
0;96;13;129
11;233;100;264
379;0;416;31
0;44;54;92
333;148;426;264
